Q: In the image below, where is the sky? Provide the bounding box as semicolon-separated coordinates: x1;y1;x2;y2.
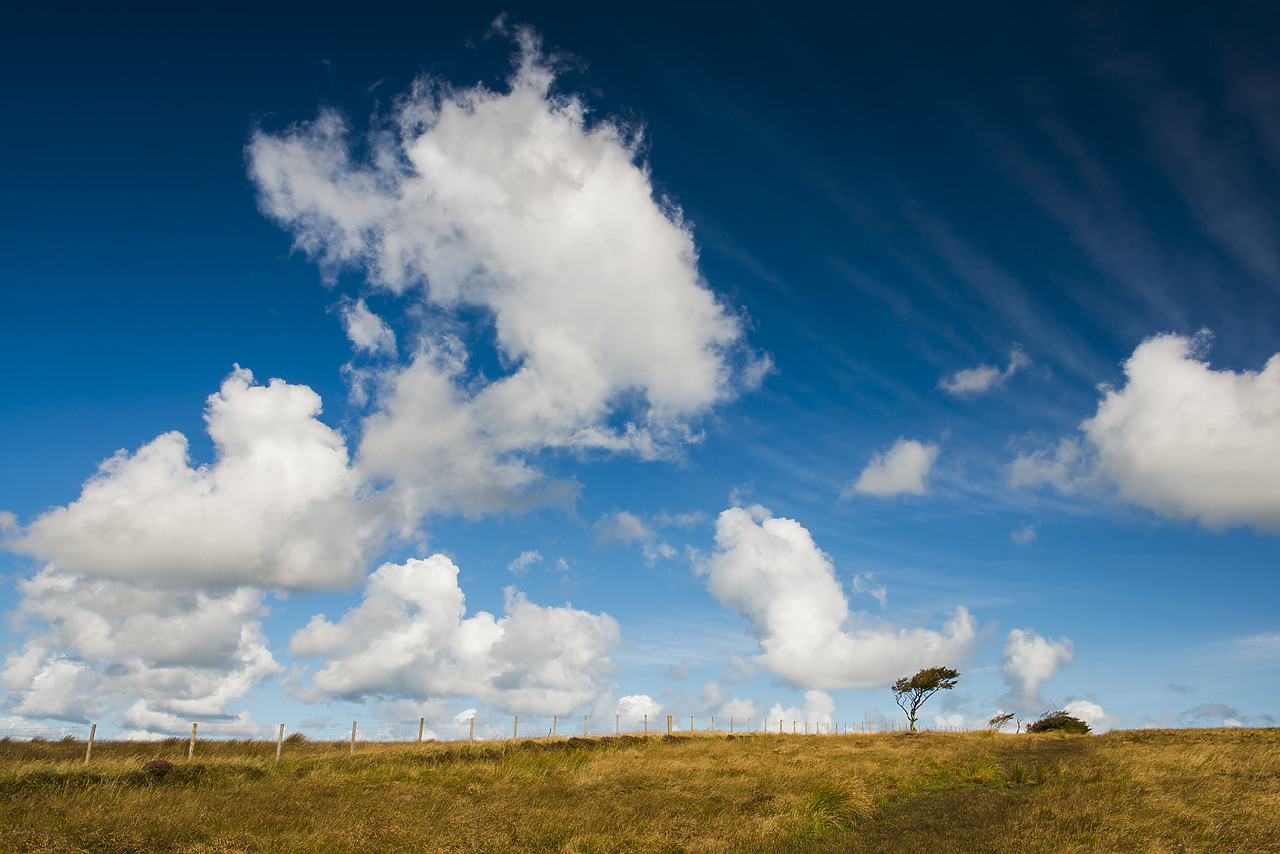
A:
2;1;1278;738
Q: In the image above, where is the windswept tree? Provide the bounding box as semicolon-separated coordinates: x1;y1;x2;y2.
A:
891;666;960;732
988;711;1016;732
1026;710;1091;734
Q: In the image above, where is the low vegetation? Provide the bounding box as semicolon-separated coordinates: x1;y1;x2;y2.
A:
1;728;1277;852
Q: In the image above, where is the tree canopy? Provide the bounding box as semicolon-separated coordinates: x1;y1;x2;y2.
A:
891;666;960;732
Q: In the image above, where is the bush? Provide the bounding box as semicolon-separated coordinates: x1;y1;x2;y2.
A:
1026;711;1091;734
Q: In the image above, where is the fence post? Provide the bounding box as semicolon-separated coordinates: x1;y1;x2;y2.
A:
730;717;734;734
553;716;557;738
779;719;782;733
667;715;672;735
188;723;197;761
644;713;647;734
276;724;284;761
418;718;424;744
584;714;588;737
84;723;95;765
690;715;694;733
616;714;619;735
470;717;475;742
350;721;357;756
748;717;751;734
513;716;518;741
711;716;715;733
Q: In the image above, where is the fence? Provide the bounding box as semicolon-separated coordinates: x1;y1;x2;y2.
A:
0;714;975;765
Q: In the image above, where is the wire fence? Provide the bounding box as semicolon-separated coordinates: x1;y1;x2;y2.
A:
0;714;974;765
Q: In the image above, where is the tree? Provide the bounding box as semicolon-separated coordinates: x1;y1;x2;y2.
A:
890;666;960;732
1026;710;1091;734
988;711;1016;732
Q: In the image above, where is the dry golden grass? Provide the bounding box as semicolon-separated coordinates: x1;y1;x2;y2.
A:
1;728;1277;853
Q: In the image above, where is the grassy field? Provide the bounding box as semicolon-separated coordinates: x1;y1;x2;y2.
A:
2;728;1277;853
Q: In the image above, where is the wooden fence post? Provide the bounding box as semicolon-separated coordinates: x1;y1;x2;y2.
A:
667;715;672;735
276;724;284;761
690;715;694;732
584;714;588;737
748;717;751;734
644;713;647;734
188;723;197;761
84;724;95;765
418;717;424;744
711;716;715;733
350;721;357;756
513;716;518;741
615;714;619;735
470;717;475;742
553;716;557;738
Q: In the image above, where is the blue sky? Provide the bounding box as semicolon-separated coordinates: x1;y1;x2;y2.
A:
2;1;1278;736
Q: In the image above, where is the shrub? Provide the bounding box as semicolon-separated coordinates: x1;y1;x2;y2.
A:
1026;711;1091;734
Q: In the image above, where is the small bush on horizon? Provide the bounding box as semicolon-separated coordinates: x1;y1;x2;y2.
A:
1027;711;1091;734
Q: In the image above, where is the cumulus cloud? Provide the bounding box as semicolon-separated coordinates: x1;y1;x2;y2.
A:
8;368;378;589
0;567;280;725
340;299;397;355
250;28;763;524
844;438;940;498
594;511;650;544
616;694;662;721
768;690;836;727
939;346;1030;396
289;555;620;714
507;550;543;575
1002;628;1074;705
700;506;978;689
1064;699;1122;733
1012;332;1280;533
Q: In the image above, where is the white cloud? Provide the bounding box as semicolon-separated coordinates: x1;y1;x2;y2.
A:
768;690;836;727
616;694;663;721
8;368;378;590
289;555;620;714
507;549;543;575
844;438;940;498
1084;332;1280;531
594;510;677;565
939;347;1030;396
1008;438;1091;492
340;299;397;355
1013;331;1280;533
1002;628;1074;705
594;511;651;544
1010;523;1038;545
0;567;280;724
1063;699;1122;733
700;506;978;689
250;29;763;523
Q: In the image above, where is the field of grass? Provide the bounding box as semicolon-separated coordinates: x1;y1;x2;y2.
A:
2;728;1277;853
